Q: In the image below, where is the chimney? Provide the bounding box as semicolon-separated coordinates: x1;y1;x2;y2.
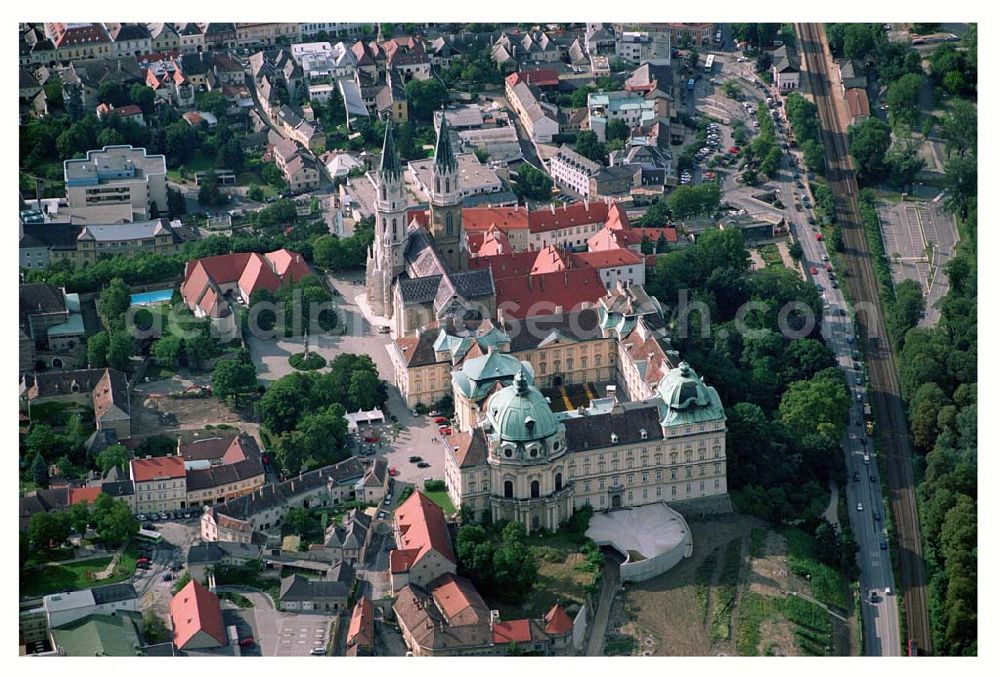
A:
550;202;555;214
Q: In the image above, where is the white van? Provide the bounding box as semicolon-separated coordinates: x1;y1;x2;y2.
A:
863;454;871;465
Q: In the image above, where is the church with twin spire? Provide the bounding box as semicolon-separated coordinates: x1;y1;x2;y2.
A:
365;115;496;335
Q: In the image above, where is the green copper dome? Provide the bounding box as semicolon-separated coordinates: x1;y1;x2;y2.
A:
656;362;725;427
485;369;559;442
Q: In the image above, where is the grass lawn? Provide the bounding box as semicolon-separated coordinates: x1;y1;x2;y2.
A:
487;530;600;620
758;244;784;268
166;152;215;184
28;401;93;428
422;489;456;516
783;527;850;610
235;172;280;197
20;542;138;597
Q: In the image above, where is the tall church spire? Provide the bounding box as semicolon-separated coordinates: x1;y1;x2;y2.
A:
379;122;402;182
433;112;458;174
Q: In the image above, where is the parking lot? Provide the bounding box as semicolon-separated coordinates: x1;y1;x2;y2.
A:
876;199;958;326
247;604;333;657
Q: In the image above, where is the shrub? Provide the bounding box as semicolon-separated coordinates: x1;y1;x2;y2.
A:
288;352;327;371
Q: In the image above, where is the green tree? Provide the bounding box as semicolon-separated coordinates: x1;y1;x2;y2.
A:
87;331;110;368
99;278;132;328
31;452;49;488
92;494;139;547
129;84;155;114
247;184;265;202
512;164;553;201
167;187;187;218
605;118;630;143
842;23;884;61
165;120;198;164
211;356;258;402
574;130;608;165
886;73;924;125
848;117;892;186
184;334;215;368
404;79;449;122
258;374;310;434
940;99;976;158
942;154;977;216
283;507;311;535
106;330;134;371
348;370;381;411
25;423;64;465
198;171;226;206
778;372;851;440
885;141;925;191
28;511;70;550
97;444;130;474
66;502;91;534
152;334;184;367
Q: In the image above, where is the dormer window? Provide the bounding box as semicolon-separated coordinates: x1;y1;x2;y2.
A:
611;432;618;444
640;428;648;440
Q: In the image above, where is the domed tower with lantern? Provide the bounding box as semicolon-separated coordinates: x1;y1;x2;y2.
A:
482;368;573;532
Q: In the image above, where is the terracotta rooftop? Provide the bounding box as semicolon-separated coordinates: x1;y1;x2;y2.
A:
393;490;455;567
169;579;226;650
544;604;574;635
131;455;185;483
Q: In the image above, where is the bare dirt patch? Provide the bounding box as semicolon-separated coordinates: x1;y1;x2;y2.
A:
132;392;248;437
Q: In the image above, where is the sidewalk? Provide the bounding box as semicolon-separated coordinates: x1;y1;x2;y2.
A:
92;542;127;581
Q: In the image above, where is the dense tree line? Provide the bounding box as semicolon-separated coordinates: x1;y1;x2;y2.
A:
646;229;848;527
256;355;386;476
785;93;826;174
456;521;539;602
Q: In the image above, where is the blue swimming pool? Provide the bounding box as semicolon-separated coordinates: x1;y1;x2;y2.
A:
130;289;174;306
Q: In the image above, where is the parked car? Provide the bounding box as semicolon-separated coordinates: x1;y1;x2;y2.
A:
815;233;823;241
857;502;864;511
378;511;387;520
239;638;255;648
428;410;440;417
440;428;452;436
388;467;399;477
853;471;861;482
310;647;326;656
433;417;449;425
162;573;173;582
137;562;152;570
809;266;818;275
417;462;431;469
408;456;422;463
880;540;888;550
137;514;147;522
384;495;392;505
158;512;169;520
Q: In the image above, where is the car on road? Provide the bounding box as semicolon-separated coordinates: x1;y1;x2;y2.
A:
853;471;861;482
310;647;327;656
376;325;391;334
807;216;816;225
137;514;147;522
885;587;892;596
729;146;740;154
378;511;387;520
856;393;863;402
874;510;881;521
417;462;431;468
880;540;888;550
162;573;173;582
870;590;879;603
428;410;440;417
870;473;877;483
856;374;864;385
136;562;152;570
857;502;864;511
158;512;169;520
809;266;818;275
408;456;422;463
239;638;255;648
433;417;449;425
821;254;829;262
863;453;871;464
440;428;452;436
831;280;839;288
388;467;398;476
815;233;823;241
384;495;392;505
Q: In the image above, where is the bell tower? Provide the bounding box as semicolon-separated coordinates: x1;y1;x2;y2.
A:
365;123;408;317
429;114;466;271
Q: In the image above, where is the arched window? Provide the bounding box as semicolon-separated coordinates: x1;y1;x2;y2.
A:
445;178;450;193
504;480;514;498
555;473;563;491
446;212;454;235
392;218;398;240
381;184;386;200
530;480;540;498
435;177;440;193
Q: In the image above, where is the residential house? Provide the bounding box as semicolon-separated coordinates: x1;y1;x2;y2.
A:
43;583;138;629
375;69;408;122
590;165;639;200
131;455;186;514
182;432;267;508
838;59;868;94
345;597;374;656
73;219;190;264
278;563;354;614
186;541;262;584
177;23;206;54
145;57;195;107
19;283;86;372
146;23;181;53
504;72;559;143
95;103;146;126
322;509;373;566
200;456;381;543
22;368;130;439
169;580;226;651
106;23;151;58
550;146;601;199
382;37;431;82
393;573;493;656
45;23;113;61
19;68;47;120
771;44;800;92
19;485;104;531
61;56;143;110
50;611;143;657
390;490;457;593
235;23;300;49
845;87;871;125
203;23;237;50
587;90;658;143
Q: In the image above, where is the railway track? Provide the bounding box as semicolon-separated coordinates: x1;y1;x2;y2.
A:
794;23;933;655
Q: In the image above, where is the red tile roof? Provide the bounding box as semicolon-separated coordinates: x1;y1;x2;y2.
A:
468;250;539;279
606;201;630;230
463;206;529;232
573;248;644;269
389;547;419;574
237;253;283;298
475;224;512;256
544;604;574;635
68;486;102;506
169;579;226;650
265;248;312;280
634;226;678;243
131;455;185;483
493;618;533;644
495;267;605;320
845;87;870;119
430;573;488;624
346;596;374;651
531;245;571;274
522;68;560;87
393;490;456;567
528;201;609;234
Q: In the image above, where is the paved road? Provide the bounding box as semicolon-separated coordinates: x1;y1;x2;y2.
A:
585;552;621;656
797;22;931;657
